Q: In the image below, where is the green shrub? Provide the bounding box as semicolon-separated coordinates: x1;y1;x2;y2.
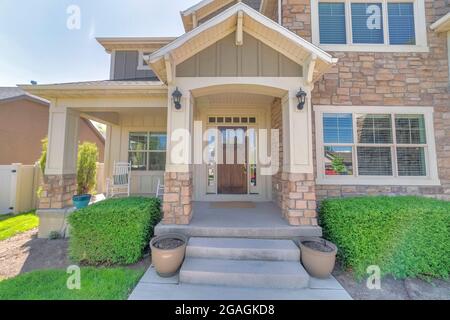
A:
77;142;98;195
38;137;48;174
68;197;161;265
320;196;450;280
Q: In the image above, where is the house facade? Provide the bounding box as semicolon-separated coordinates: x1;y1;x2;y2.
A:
22;0;449;233
0;87;105;165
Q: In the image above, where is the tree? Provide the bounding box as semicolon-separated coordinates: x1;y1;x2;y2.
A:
76;142;99;195
38;138;48;174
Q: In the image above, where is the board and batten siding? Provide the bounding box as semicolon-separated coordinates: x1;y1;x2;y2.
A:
176;33;303;77
113;51;156;80
105;110;167;195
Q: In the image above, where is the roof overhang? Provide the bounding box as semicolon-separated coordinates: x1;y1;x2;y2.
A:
96;37;177;53
151;2;338;84
431;13;450;33
181;0;236;31
0;94;49;106
19;81;167;99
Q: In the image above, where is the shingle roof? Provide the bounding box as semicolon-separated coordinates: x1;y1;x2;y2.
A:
28;79;164;87
243;0;261;10
0;87;49;105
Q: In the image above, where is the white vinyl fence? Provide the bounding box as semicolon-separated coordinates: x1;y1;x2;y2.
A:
0;165;18;214
0;162;105;215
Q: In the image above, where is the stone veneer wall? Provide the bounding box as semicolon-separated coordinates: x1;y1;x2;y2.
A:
271;98;318;226
271;98;283;207
38;174;77;209
282;0;450;201
162;172;193;224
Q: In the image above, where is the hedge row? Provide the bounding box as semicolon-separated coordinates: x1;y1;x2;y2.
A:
320;196;450;279
68;197;161;265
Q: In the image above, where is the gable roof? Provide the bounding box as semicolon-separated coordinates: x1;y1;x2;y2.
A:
431;12;450;33
0;87;50;106
151;2;337;83
181;0;270;31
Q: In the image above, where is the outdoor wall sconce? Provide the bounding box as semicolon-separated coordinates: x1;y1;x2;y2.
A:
296;88;307;110
172;87;182;110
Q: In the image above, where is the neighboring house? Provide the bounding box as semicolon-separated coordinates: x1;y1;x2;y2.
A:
21;0;449;233
0;87;105;165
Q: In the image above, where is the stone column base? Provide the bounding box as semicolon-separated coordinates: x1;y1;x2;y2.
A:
37;208;75;239
39;174;77;209
280;173;318;226
162;172;193;225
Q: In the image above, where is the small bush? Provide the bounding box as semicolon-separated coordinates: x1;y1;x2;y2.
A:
77;142;98;195
320;196;450;280
68;197;161;265
38;137;48;174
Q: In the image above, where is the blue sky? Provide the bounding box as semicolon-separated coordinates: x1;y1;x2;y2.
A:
0;0;199;86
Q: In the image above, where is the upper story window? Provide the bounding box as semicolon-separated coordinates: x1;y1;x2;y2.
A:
313;0;428;52
137;51;151;70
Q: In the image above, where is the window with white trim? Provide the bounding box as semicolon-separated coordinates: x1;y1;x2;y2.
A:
128;132;167;171
315;106;440;185
312;0;428;52
137;51;151;70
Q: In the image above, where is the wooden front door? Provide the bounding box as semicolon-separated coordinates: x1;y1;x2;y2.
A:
218;127;248;194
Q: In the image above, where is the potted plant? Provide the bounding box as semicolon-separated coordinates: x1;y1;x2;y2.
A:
73;142;98;209
299;237;337;279
150;233;187;277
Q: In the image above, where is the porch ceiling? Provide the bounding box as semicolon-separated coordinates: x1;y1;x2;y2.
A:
150;2;337;84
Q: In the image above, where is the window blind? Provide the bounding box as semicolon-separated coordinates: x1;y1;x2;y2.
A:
388;3;416;45
351;3;384;44
323;113;353;143
319;2;347;44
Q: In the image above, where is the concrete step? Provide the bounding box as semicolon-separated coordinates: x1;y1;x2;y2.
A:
186;237;300;261
155;224;322;239
180;258;310;289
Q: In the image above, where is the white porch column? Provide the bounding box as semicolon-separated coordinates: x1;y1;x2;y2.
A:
162;86;194;225
39;104;79;210
280;86;318;226
282;87;314;174
45;106;80;175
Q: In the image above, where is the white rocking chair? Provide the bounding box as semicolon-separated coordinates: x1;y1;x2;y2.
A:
156;178;165;198
106;162;131;198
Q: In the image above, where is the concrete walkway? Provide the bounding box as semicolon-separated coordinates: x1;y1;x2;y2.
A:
129;266;352;300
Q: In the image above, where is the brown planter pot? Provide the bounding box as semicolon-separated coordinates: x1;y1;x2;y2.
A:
150;233;187;277
300;237;338;279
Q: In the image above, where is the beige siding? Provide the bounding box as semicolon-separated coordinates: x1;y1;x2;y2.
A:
105;109;167;195
176;33;303;77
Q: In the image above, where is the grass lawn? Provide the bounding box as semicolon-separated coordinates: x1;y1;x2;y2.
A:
0;211;39;241
0;267;144;300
